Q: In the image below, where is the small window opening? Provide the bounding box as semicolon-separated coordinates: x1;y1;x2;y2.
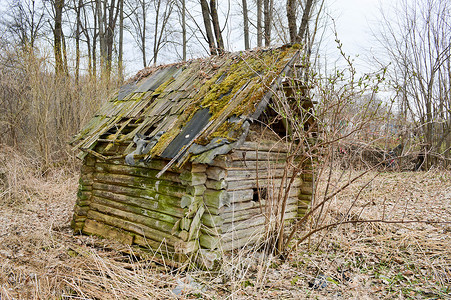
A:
252;187;267;202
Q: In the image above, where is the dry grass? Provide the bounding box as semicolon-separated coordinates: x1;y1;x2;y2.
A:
0;147;449;299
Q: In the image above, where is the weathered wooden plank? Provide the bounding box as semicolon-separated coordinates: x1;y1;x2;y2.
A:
226;177;301;191
229;150;289;161
133;234;175;252
227;187;300;203
199;234;221;250
89;202;176;234
201;213;223;228
206;167;226;181
203;189;230;209
86;210;179;245
220;233;263;251
222;202;298;223
187;184;206;196
180;171;207;186
94;172;185;198
235;141;290;152
221;227;266;247
188;206;205;240
222;215;266;234
92;182;182;209
226;168;287;181
226;160;291;170
205;179;227;190
91;195;181;225
95;162;182;183
222;207;263;223
83;219;134;245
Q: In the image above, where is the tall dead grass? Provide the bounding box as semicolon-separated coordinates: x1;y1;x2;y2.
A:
0;47;115;170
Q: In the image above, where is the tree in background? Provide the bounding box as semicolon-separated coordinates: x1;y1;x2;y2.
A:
1;0;45;50
376;0;451;168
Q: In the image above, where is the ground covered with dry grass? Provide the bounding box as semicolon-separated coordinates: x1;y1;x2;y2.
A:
0;147;449;299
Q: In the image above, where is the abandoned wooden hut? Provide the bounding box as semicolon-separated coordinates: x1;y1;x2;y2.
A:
70;44;315;263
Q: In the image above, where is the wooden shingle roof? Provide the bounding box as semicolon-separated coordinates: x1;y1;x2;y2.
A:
71;45;302;168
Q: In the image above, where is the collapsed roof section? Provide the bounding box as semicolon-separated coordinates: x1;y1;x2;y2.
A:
70;44;303;168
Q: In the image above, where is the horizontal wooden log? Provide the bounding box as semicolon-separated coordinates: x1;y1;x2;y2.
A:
92;188;184;218
133;234;175;253
226;177;301;191
81;165;95;174
84;155;96;166
74;205;90;216
91;196;181;225
75;200;90;207
227;168;287;181
222;207;263;223
204;189;230;209
222;215;266;234
79;174;94;186
86;210;179;245
180;171;207;186
229;150;288;162
226;160;291;170
83;219;134;245
89;201;176;234
222;203;298;224
77;190;92;201
223;200;262;214
187;184;206;196
298;194;312;200
191;163;207;173
201;213;223;228
205;179;227;190
206;167;226;181
95;162;182;183
72;221;85;232
78;184;92;192
199;234;221;250
94;172;186;198
301;173;314;182
200;226;221;237
174;240;198;254
300;184;313;195
220;233;264;251
236;141;290;152
92;182;182;208
222;226;266;244
228;187;300;203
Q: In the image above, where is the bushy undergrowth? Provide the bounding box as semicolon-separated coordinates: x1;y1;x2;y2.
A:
0;47;117;170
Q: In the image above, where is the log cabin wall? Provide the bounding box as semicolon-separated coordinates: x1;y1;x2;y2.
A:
71;139;313;257
72;154;209;257
199;141;307;252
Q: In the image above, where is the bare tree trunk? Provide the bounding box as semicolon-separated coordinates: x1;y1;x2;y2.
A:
242;0;249;50
96;0;104;79
75;0;82;85
263;0;273;46
53;0;66;75
142;0;147;67
182;0;186;61
118;0;124;83
210;0;223;53
296;0;314;43
257;0;262;47
200;0;216;55
286;0;296;44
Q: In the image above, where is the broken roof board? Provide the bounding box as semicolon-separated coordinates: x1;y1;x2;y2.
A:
71;45;302;162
